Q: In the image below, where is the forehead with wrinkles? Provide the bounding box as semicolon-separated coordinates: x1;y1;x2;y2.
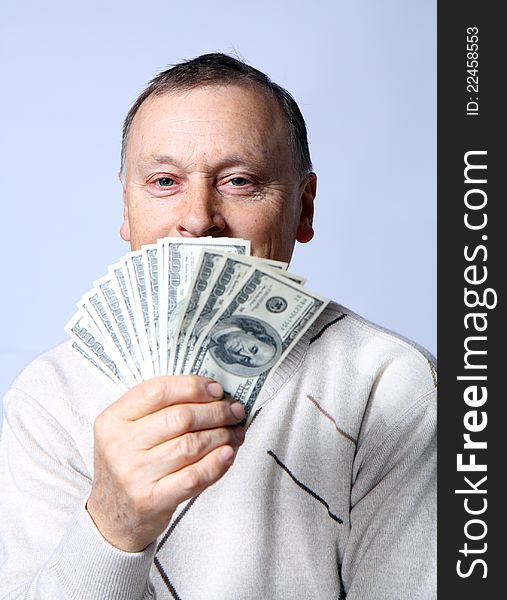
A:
124;84;292;176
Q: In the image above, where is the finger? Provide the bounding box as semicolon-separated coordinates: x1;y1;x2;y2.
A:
112;376;224;421
140;426;245;481
131;399;245;449
152;444;238;510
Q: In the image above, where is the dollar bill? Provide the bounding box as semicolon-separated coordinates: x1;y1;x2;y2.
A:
65;236;325;406
125;251;158;376
169;251;226;374
175;252;306;374
65;310;132;391
158;238;251;374
176;253;256;374
108;261;152;379
92;273;144;380
245;256;306;285
142;245;160;374
275;270;306;285
186;266;329;426
248;257;288;270
158;239;182;374
79;290;135;381
69;341;126;395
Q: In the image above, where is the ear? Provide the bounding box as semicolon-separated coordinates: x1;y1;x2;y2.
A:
296;172;316;244
119;182;131;242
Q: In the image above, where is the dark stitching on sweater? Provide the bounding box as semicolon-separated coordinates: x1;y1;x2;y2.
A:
154;556;182;600
267;450;343;524
307;395;357;445
338;562;347;599
247;406;263;428
157;495;199;553
309;315;346;345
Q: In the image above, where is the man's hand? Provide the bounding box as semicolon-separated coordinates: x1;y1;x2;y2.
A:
86;375;245;552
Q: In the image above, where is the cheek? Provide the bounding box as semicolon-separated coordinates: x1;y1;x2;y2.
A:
128;212;154;246
226;204;296;262
230;205;284;239
128;201;179;246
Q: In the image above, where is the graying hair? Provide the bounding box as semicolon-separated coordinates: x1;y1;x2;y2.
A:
119;53;312;182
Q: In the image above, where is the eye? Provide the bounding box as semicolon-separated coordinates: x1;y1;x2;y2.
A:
229;177;250;186
249;345;258;354
156;177;175;187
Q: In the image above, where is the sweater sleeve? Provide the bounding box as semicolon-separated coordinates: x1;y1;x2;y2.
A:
342;387;437;600
0;387;156;599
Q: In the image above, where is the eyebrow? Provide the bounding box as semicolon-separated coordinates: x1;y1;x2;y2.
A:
142;155;184;169
141;154;267;171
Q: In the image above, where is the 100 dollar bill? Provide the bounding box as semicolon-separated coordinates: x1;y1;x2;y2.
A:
187;265;328;426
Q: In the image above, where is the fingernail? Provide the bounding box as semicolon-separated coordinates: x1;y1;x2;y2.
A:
220;446;234;464
233;426;245;443
208;381;223;398
230;402;245;420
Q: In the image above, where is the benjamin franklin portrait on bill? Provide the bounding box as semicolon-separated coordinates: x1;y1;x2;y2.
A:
208;316;283;376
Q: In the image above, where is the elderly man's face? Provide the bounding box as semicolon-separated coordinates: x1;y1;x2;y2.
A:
120;84;315;262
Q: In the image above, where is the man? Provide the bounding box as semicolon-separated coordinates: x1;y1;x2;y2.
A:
0;53;436;598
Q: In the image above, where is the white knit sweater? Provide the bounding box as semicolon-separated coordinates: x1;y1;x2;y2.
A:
0;302;437;599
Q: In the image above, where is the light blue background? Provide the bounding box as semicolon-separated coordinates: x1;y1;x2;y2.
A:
0;0;436;416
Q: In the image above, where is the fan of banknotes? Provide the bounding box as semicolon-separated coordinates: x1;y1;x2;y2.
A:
65;237;329;426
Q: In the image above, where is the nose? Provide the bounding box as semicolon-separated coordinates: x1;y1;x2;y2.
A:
176;179;226;237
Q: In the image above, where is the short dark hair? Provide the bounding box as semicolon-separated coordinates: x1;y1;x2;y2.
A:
120;52;312;180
